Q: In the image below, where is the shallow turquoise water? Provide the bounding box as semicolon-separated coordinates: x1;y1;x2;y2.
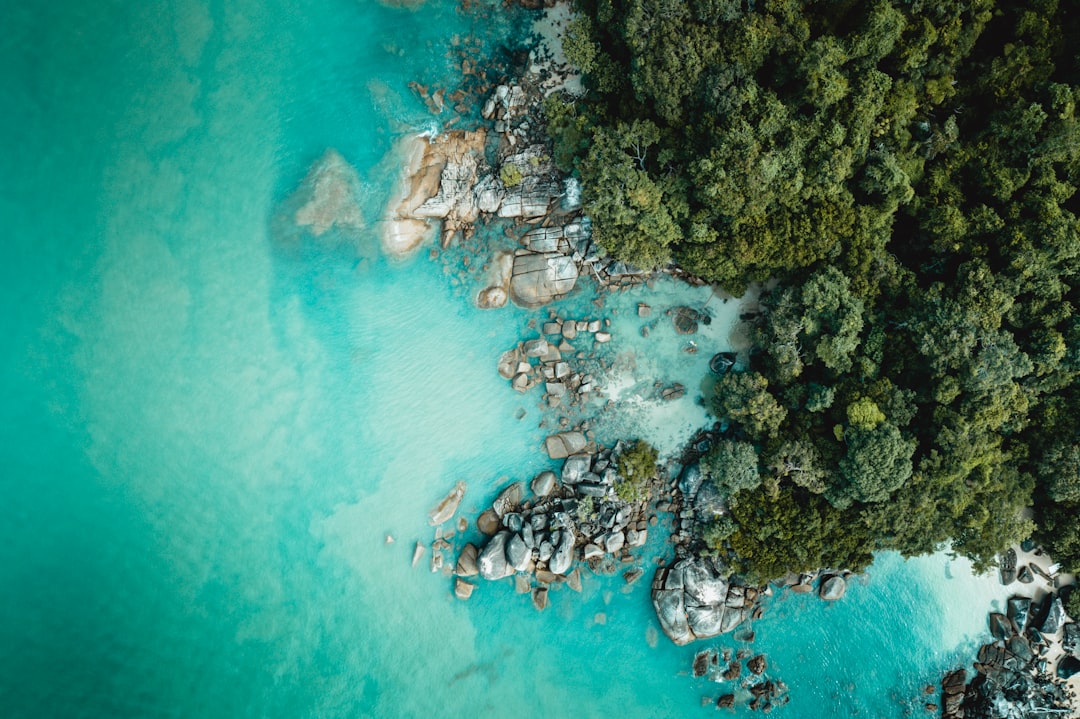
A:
1;1;1010;717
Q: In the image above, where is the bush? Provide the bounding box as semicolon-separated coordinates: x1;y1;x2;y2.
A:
616;439;658;503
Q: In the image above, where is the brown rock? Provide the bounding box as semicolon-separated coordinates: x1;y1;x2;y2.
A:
532;586;549;611
477;509;500;535
717;694;735;709
747;654;767;675
454;578;476;600
455;543;479;577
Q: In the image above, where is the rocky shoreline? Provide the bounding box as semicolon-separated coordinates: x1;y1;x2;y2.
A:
935;546;1078;718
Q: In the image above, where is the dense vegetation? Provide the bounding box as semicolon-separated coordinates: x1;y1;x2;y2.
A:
550;0;1080;581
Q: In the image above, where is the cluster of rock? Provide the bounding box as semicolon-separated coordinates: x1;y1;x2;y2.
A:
651;557;761;646
456;443;653;608
938;590;1077;719
690;648;788;712
998;547;1058;586
496;319;610;407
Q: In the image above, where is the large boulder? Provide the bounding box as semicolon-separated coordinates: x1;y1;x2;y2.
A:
492;482;524;518
653;589;693;645
510;252;578;307
478;531;515;580
549;526;576;575
546;432;587;459
1041;597;1066;635
819;575;847;601
684;559;729;606
561;454;592;484
1007;596;1031;632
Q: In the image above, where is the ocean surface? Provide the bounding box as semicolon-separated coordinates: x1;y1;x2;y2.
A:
0;1;1014;717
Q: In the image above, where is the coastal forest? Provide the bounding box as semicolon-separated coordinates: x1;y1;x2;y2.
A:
547;0;1080;581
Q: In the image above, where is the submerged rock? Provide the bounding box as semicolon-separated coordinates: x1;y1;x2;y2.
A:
293;149;365;237
428;480;467;526
455;578;476;601
546;431;587;459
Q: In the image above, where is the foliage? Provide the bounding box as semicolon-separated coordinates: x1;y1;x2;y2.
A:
615;439;658;503
558;0;1080;580
499;162;523;188
701;439;762;499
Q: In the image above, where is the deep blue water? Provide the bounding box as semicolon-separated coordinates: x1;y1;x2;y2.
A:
0;2;1011;717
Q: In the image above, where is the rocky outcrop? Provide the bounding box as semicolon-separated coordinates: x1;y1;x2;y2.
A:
509;251;578;307
651;557;758;645
818;575;847;601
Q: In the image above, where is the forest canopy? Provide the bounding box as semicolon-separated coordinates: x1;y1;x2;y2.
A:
551;0;1080;580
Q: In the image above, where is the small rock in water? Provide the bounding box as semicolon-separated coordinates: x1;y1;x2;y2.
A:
457;516;468;533
532;587;549;611
717;694;735;709
477;509;501;535
455;543;479;577
567;567;583;592
455;578;476;600
747;654;767;675
412;541;425;568
385;534;395;544
594;612;607;625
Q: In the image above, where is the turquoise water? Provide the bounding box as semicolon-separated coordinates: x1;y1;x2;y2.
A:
0;1;1010;717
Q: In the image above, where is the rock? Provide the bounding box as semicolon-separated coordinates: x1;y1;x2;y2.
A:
999;547;1018;585
1041;596;1066;634
523;338;549;357
293;149;365;237
1063;621;1080;654
653;588;693;645
478;531;515;580
818;575;847;601
1007;634;1033;663
476;286;508;309
594;331;611;343
549;526;576;575
723;661;741;681
583;543;604;560
692;650;713;678
577;482;607;498
561;453;592;484
509;252;578;307
1017;564;1035;583
507;533;531;572
455;543;479;577
504;512;523;533
989;612;1013;640
747;655;767;675
624;568;644;585
477;509;501;535
567;567;583;592
455;578;476;600
428;480;467;526
716;694;735;709
562;322;577;340
686;604;727;639
532;586;549;611
626;529;648;547
1058;655;1080;680
546;432;587;459
638;303;652;317
493;482;524;517
604;531;625;554
1007;596;1031;631
514;573;531;594
537;540;554;562
531;470;558;497
411;541;425;568
671;306;700;334
511;373;529;392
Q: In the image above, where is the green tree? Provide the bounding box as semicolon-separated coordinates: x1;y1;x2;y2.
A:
833;423;915;506
616;439;659;503
701;439;761;498
712;371;787;439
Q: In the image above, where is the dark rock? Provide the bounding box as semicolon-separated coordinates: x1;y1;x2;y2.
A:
989;612;1013;640
1007;635;1033;664
1008;597;1032;632
722;661;741;681
999;547;1017;585
692;650;713;678
1063;622;1079;655
1042;597;1066;635
561;453;591;484
747;654;767;675
1017;564;1035;583
1058;655;1080;679
504;512;523;533
717;694;735;709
